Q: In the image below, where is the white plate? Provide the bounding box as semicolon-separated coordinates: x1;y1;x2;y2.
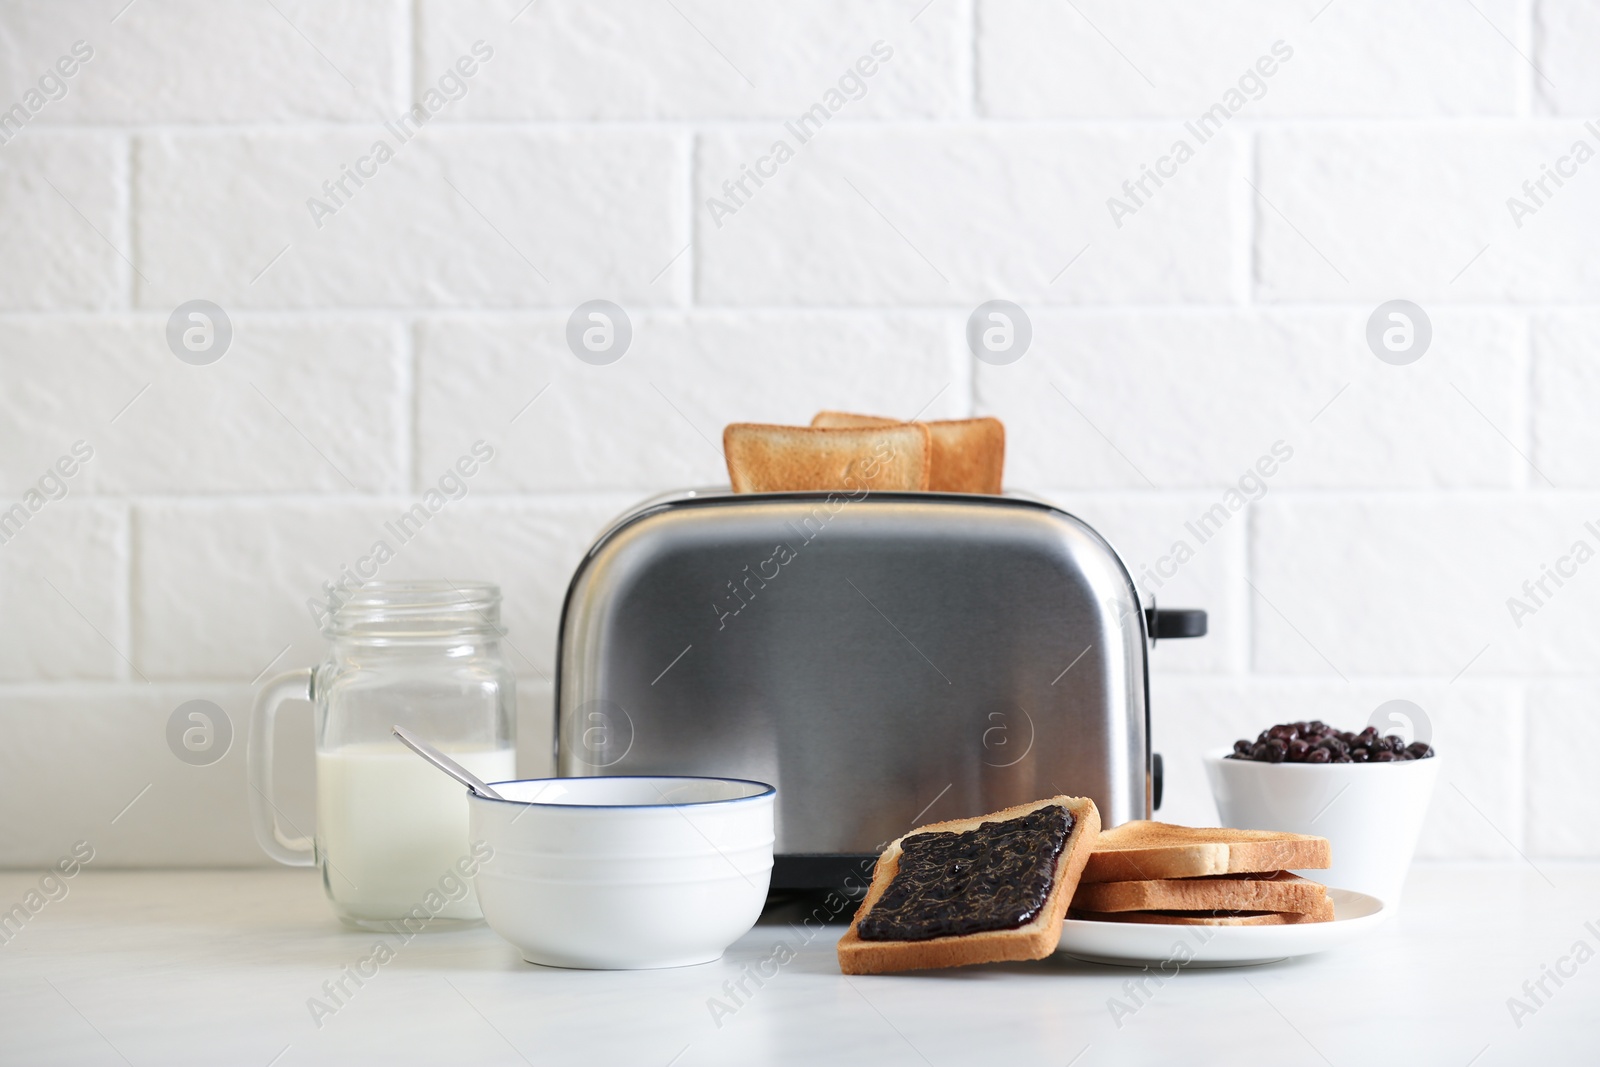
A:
1057;887;1389;967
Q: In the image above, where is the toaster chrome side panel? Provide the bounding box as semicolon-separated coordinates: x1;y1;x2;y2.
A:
555;491;1149;860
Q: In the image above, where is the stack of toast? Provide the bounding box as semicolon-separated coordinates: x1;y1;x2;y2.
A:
724;411;1005;494
1070;821;1335;926
835;810;1338;975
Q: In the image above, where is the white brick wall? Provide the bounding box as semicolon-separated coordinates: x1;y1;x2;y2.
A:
1;0;1595;864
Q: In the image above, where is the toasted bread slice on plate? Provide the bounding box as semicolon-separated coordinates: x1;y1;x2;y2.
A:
1060;886;1386;966
1081;821;1331;883
1071;896;1335;926
837;795;1100;975
723;423;931;493
1072;871;1329;916
811;411;1005;494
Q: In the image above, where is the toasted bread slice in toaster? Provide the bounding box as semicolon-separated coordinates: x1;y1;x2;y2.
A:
810;411;899;429
811;411;1005;494
1072;870;1330;915
723;422;931;493
837;795;1100;974
1080;821;1331;883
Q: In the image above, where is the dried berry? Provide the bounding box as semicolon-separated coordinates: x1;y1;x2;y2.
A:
1227;720;1437;762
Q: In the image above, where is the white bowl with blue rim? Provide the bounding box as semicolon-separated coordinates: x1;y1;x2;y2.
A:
468;776;775;969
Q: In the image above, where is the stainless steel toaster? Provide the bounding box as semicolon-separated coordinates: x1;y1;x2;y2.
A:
553;489;1205;889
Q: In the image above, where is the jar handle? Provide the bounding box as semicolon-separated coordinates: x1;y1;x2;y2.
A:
248;668;316;867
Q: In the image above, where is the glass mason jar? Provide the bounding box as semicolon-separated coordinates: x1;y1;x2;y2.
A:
249;581;516;930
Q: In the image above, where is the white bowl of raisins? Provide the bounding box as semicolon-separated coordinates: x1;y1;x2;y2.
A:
1206;722;1440;910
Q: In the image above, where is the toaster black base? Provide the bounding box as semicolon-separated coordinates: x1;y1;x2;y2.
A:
772;853;881;894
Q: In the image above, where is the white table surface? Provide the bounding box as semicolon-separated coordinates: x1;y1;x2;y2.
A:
1;865;1596;1066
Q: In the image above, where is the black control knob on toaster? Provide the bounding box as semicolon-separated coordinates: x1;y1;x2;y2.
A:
1146;608;1208;641
1152;752;1164;811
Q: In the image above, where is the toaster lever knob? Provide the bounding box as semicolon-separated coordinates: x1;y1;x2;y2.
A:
1147;608;1208;641
1152;752;1164;811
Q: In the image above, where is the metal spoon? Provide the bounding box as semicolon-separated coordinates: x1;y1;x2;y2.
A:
392;725;506;801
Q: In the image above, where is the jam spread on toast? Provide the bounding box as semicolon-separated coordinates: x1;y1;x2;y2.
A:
857;805;1073;942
